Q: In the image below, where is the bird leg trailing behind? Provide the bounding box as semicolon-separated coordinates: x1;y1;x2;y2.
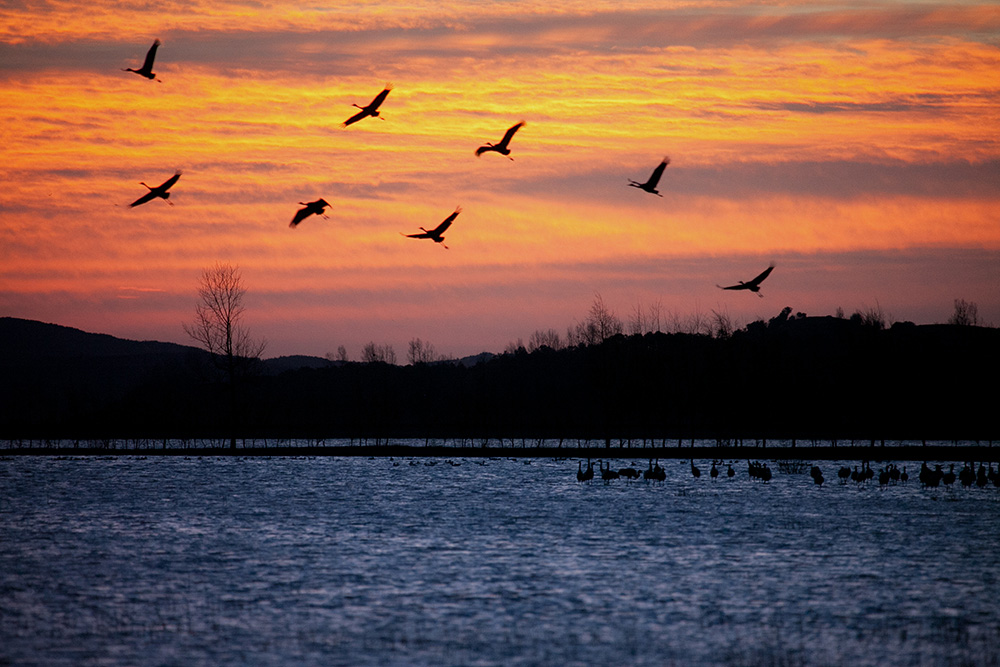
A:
342;84;393;127
475;121;525;160
716;264;775;297
289;198;331;228
129;171;180;207
402;206;461;249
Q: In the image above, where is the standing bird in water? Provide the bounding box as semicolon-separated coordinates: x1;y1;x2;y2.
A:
628;157;670;196
717;264;775;297
342;85;392;127
402;207;461;249
129;172;180;207
289;199;330;228
475;121;525;159
123;39;162;81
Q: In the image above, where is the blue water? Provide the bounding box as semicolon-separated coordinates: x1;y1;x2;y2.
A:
2;454;998;666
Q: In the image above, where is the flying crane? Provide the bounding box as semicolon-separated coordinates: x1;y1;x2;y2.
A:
122;39;161;81
402;207;462;249
475;121;525;159
289;199;331;228
343;85;392;127
628;157;670;196
717;264;775;297
129;172;180;207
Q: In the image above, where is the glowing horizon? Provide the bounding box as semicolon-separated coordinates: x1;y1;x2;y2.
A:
2;1;998;359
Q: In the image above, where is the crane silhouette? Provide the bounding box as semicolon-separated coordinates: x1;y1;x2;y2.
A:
628;157;669;196
717;264;775;297
342;85;392;127
475;121;525;159
289;199;331;228
129;172;180;207
122;39;161;81
402;207;461;249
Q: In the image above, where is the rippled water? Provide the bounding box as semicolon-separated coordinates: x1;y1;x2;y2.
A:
2;454;999;666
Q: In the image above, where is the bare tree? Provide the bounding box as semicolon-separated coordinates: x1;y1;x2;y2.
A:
683;306;711;335
630;298;665;335
647;298;663;334
568;293;623;346
852;302;887;330
527;328;563;352
407;338;439;364
505;338;526;355
326;345;349;363
183;262;266;448
628;300;647;336
948;298;979;326
711;308;734;339
362;342;397;364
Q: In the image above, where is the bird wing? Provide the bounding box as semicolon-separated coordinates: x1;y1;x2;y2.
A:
647;157;670;187
431;207;461;234
129;190;157;207
746;264;775;287
498;121;525;148
143;39;160;71
158;172;181;191
368;86;392;111
474;144;493;157
342;109;367;126
289;207;311;227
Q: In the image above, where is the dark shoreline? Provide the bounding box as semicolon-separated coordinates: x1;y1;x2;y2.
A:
3;444;998;461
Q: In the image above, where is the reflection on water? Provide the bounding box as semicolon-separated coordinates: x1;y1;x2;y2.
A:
1;454;998;666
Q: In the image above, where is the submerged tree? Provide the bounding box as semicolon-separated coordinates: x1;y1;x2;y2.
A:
183;262;267;447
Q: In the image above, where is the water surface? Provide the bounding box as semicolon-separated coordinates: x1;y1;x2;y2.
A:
2;454;998;665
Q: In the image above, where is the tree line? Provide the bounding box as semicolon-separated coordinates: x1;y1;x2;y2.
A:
7;305;994;442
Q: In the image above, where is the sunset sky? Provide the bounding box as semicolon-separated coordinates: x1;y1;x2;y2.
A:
2;1;998;359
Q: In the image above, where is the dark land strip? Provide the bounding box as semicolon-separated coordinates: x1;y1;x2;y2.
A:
3;444;998;461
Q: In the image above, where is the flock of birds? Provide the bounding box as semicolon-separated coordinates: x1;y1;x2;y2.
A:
121;39;775;293
575;457;1000;489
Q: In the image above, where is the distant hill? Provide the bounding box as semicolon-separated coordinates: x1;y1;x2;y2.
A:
263;355;336;374
0;317;341;374
0;317;203;366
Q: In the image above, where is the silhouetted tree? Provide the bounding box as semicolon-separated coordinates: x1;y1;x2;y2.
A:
407;338;441;364
568;293;623;346
183;262;266;448
628;298;666;335
852;303;887;330
948;298;979;326
362;342;397;364
505;338;527;354
711;308;734;339
527;328;562;352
